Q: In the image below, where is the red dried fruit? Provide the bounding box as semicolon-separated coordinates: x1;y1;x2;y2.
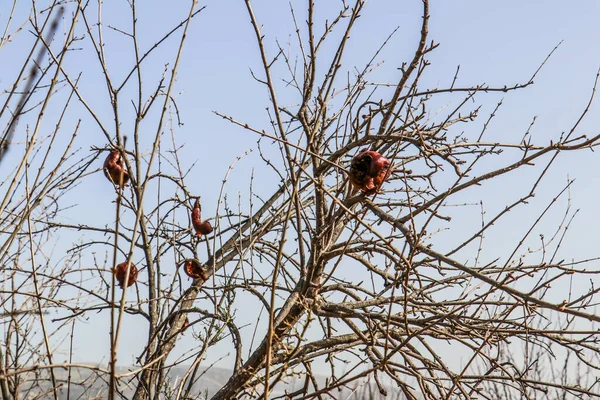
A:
114;261;138;288
182;258;208;281
191;198;213;237
196;220;213;235
349;149;391;195
104;149;130;188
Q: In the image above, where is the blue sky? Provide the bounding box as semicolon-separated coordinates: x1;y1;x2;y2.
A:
2;0;600;377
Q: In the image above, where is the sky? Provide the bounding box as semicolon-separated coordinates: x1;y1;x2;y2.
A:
2;0;600;384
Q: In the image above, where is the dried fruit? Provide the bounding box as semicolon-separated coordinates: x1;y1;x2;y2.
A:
114;261;138;288
191;198;213;237
349;149;391;195
196;220;213;235
182;258;208;281
104;149;130;188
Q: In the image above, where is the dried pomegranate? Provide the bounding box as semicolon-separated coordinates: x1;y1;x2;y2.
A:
104;149;130;188
191;198;213;237
182;258;208;281
114;261;138;288
349;149;391;195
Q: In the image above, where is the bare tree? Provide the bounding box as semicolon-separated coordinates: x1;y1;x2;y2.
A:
1;1;600;399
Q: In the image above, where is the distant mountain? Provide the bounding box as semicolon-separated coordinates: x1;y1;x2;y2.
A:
16;364;405;399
